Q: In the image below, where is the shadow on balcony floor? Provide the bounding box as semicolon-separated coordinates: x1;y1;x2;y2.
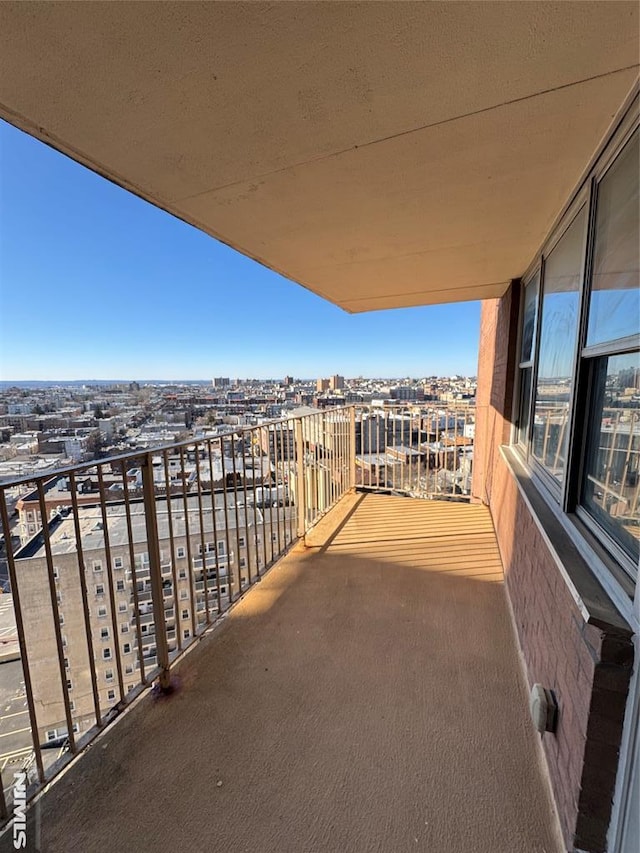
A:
15;494;562;853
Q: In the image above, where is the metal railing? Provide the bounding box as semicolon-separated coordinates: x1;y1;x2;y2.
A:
353;403;474;500
0;402;473;819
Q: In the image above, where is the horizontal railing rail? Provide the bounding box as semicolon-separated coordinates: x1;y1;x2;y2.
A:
0;401;473;820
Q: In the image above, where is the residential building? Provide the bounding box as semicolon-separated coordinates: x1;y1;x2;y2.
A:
12;494;272;743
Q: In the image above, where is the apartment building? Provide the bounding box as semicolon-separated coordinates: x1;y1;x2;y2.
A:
13;494;272;744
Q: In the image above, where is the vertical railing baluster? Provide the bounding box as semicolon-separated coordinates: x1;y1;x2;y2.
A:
121;468;146;683
0;489;45;784
179;445;197;638
205;440;223;613
162;450;181;653
274;421;283;557
36;481;76;754
230;434;243;599
194;445;211;626
140;453;170;690
68;471;102;726
219;440;233;607
240;429;252;589
295;417;306;538
96;467;125;704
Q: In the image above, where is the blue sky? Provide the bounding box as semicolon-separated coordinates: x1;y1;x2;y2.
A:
0;120;480;381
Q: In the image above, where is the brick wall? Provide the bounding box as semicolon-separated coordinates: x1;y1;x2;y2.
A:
474;291;634;853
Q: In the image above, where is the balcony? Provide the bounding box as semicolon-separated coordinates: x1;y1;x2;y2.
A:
6;490;560;852
0;404;566;850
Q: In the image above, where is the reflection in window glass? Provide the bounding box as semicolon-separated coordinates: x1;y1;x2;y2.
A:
532;207;586;485
520;273;539;364
582;352;640;565
587;130;639;347
518;367;532;447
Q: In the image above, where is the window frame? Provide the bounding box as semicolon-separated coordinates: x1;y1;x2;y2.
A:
514;98;639;588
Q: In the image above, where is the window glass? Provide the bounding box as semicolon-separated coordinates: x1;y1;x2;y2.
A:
520;273;540;364
532;207;587;484
587;130;639;347
582;352;640;565
518;367;532;447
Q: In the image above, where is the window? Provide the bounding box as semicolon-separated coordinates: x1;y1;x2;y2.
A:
100;627;109;640
217;541;226;555
177;546;186;558
120;623;129;633
517;272;540;447
579;130;640;569
66;679;72;691
183;629;190;640
181;609;189;620
53;565;59;579
179;568;187;579
69;700;75;712
93;561;102;573
105;669;114;681
116;579;125;592
59;613;64;626
98;606;107;617
46;730;57;742
125;664;134;675
123;643;131;654
118;602;128;613
531;206;587;487
107;689;116;701
517;116;639;581
239;558;246;568
95;584;105;596
238;536;245;547
103;647;112;660
113;556;124;570
180;590;188;600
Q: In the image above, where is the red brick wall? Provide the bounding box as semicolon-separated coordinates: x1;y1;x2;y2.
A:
474;291;633;853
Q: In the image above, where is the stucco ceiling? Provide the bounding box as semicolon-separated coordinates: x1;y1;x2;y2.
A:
0;2;638;311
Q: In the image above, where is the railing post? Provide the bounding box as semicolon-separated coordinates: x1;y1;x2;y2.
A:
349;406;357;490
140;453;171;690
295;418;306;540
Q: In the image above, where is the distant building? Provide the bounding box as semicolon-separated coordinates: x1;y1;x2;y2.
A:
316;378;330;393
329;375;344;390
212;378;230;389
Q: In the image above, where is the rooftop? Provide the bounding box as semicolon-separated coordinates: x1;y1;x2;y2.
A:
15;493;263;558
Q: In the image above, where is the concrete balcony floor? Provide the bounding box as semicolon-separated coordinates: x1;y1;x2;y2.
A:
15;493;562;852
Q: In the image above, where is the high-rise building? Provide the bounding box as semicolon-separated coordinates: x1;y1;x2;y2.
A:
13;495;268;743
212;378;230;389
329;375;345;390
316;378;330;393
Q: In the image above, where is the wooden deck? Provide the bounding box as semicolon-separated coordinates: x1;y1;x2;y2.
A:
10;493;563;853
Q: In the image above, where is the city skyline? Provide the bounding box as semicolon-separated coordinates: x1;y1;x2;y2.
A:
0;120;480;381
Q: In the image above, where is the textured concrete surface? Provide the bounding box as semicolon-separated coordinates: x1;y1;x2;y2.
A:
0;4;637;311
10;494;563;853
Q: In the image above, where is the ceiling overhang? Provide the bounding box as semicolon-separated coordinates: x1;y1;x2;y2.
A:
0;2;638;312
